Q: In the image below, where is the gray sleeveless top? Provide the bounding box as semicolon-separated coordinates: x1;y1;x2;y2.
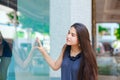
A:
61;46;82;80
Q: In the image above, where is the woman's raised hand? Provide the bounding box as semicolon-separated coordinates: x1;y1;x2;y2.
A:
35;37;42;47
35;37;45;54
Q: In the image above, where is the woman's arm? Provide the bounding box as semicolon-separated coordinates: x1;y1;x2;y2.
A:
13;46;34;69
36;38;66;71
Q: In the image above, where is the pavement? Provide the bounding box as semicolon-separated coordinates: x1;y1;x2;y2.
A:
8;72;120;80
98;75;120;80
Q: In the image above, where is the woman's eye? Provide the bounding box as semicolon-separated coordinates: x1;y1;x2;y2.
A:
71;33;75;37
72;33;77;37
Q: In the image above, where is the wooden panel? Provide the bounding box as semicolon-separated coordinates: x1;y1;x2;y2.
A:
96;0;120;23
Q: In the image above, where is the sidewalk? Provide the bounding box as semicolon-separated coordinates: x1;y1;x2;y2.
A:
98;75;120;80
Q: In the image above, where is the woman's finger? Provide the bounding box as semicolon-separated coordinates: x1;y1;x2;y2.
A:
35;37;42;47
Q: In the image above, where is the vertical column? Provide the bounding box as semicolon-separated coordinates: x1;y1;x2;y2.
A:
50;0;71;79
70;0;92;39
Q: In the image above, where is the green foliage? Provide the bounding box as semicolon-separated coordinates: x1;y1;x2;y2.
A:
7;12;18;20
16;31;36;38
98;66;111;75
98;25;108;33
114;24;120;40
17;31;24;38
7;12;19;24
7;12;14;20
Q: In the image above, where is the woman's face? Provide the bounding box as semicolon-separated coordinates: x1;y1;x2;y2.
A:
66;27;79;46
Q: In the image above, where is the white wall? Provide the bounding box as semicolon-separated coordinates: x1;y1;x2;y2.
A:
50;0;71;78
70;0;92;39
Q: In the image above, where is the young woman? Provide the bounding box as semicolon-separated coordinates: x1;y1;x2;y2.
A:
35;23;98;80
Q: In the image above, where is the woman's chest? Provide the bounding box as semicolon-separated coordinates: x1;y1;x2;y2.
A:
62;57;81;72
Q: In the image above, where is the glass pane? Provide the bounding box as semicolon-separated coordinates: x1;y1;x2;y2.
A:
0;0;49;80
14;0;50;80
96;0;120;79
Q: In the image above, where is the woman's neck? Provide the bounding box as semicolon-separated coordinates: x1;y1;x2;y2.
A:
70;45;81;57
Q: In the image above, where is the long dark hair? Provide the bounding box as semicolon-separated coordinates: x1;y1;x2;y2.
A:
70;23;98;80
